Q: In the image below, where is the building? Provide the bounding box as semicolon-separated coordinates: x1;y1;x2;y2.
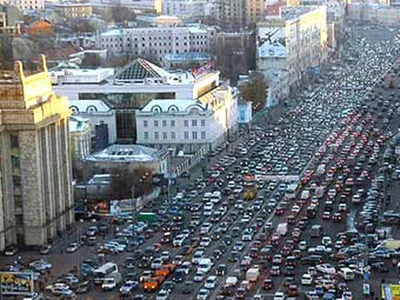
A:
70;116;92;160
49;64;114;85
162;52;213;69
55;2;92;19
213;31;256;82
162;0;216;19
247;0;265;24
94;122;109;152
27;19;53;36
265;0;301;16
89;0;163;13
98;24;217;61
218;0;247;29
0;55;74;250
69;99;117;145
347;3;400;25
9;0;44;10
136;14;182;27
53;57;237;145
238;100;252;129
80;144;169;177
136;85;238;153
257;6;328;104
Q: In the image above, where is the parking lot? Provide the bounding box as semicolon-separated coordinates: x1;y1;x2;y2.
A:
2;22;400;300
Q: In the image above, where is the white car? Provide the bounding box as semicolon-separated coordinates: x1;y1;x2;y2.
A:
316;263;336;275
65;242;78;253
204;276;217;289
339;203;347;212
301;273;313;285
156;289;170;300
321;236;332;246
197;288;210;300
192;250;205;265
173;235;186;247
193;271;205;282
273;291;286;300
200;237;212;247
299;240;308;251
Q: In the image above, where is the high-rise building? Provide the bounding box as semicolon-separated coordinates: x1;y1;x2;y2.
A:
247;0;265;24
0;55;74;250
218;0;247;29
9;0;44;10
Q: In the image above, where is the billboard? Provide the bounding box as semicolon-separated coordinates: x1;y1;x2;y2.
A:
382;284;400;300
0;272;34;296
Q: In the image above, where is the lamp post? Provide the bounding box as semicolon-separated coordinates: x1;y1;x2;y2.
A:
132;186;136;228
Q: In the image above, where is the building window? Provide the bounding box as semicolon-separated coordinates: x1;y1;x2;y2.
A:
184;132;189;139
13;176;21;187
144;132;149;140
155;132;159;140
192;132;198;140
143;120;148;127
15;214;23;226
201;131;206;139
171;120;175;127
10;134;19;149
184;120;188;127
154;120;159;127
15;196;22;209
192;120;197;126
162;120;167;127
201;120;206;126
163;132;167;140
171;132;176;140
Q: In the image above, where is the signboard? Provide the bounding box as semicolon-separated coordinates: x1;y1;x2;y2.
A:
110;188;161;215
0;272;34;296
382;284;400;300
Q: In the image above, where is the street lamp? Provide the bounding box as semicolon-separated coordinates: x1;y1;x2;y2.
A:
132;186;136;228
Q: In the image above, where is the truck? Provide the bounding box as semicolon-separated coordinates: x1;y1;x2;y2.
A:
142;264;176;292
102;272;123;291
136;212;157;223
277;223;288;236
246;268;260;282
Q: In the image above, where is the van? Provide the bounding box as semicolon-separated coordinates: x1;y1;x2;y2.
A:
102;272;123;290
340;267;355;280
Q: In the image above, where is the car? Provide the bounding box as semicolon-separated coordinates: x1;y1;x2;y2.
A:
270;266;281;276
65;242;78;253
204;276;217;289
316;263;336;275
262;278;274;290
301;273;313;285
193;271;205;282
119;280;139;295
273;291;286;300
4;245;19;256
156;289;170;300
216;264;227;276
197;288;210;300
39;244;52;255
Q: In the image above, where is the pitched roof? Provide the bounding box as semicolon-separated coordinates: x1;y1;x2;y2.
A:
114;58;170;82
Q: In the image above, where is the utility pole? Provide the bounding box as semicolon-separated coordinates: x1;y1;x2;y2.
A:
132;186;136;227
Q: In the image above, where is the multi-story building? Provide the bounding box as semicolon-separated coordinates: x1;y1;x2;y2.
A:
217;0;247;29
70;116;92;160
162;0;216;19
257;6;328;104
89;0;163;13
55;2;93;19
9;0;44;10
0;5;20;35
247;0;265;24
53;57;238;145
0;55;74;250
98;25;217;61
136;85;238;153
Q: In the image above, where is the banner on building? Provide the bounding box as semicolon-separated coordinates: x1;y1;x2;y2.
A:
0;272;34;296
109;188;161;215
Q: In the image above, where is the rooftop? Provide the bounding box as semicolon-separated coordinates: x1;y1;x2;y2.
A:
280;6;318;20
70;100;111;113
85;144;163;162
163;52;212;62
115;58;170;82
258;41;287;58
100;28;122;37
140;99;206;113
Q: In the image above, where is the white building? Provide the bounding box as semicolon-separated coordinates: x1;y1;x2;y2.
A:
257;6;328;103
98;24;217;60
136;85;238;152
49;64;114;85
8;0;44;10
53;58;237;144
70;116;92;159
162;0;216;19
70;100;117;145
89;0;163;13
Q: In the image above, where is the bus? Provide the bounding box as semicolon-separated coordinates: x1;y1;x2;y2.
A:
285;183;299;200
93;262;119;284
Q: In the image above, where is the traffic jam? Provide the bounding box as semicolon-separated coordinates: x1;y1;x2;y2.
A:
3;24;400;300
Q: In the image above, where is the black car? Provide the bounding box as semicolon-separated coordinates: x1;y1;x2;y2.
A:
301;255;323;265
216;264;227;276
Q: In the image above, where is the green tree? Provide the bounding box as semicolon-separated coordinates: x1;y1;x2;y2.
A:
241;72;267;108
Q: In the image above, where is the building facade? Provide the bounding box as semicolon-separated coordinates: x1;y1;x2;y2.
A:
247;0;265;24
217;0;247;29
162;0;216;19
69;99;117;145
0;56;74;250
89;0;163;13
70;116;92;160
98;25;217;61
257;6;328;103
55;3;92;19
9;0;44;10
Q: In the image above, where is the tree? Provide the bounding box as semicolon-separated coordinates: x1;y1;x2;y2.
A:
81;53;103;68
0;36;14;69
241;72;268;109
101;6;136;24
109;167;153;200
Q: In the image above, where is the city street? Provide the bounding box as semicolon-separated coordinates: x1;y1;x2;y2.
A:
2;22;400;300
